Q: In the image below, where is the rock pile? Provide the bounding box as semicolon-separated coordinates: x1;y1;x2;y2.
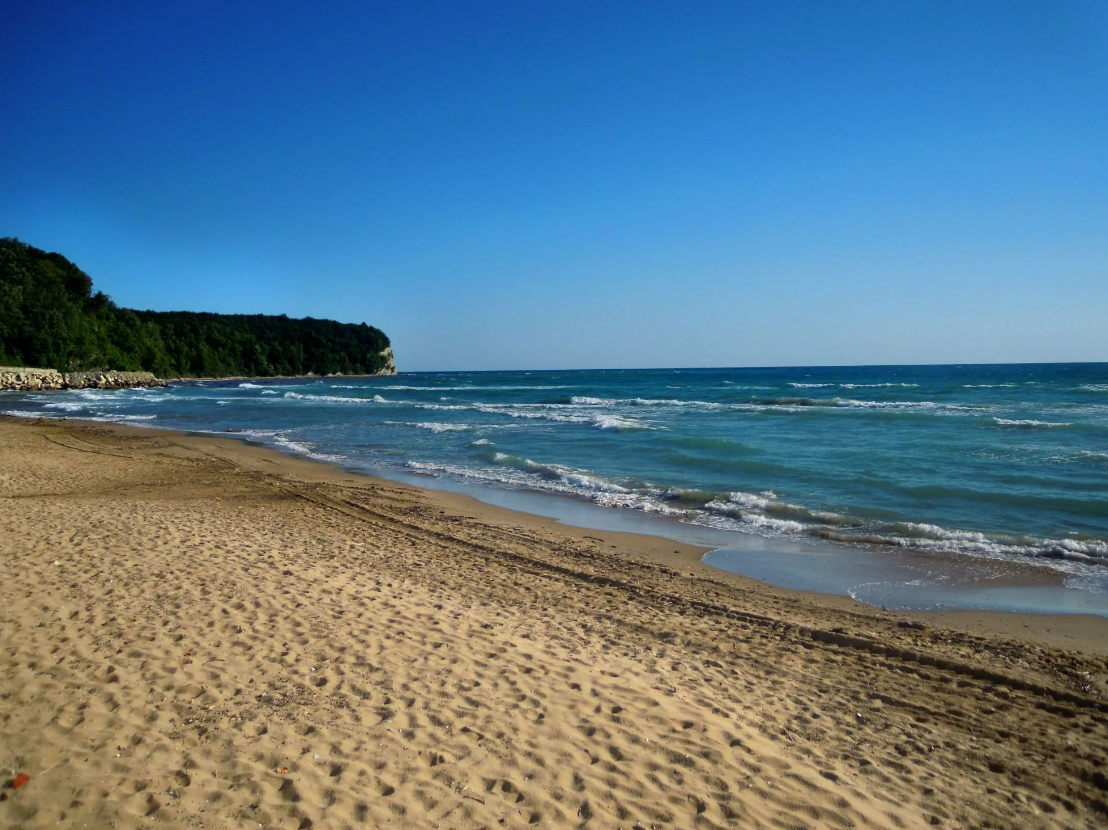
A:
0;367;166;392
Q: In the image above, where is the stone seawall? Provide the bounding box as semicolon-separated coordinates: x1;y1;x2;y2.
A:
0;367;166;392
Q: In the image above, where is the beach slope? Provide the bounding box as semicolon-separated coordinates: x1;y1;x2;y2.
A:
1;416;1106;829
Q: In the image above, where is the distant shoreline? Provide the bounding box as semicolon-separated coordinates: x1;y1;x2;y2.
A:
164;371;398;383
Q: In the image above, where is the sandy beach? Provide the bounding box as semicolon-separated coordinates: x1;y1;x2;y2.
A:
2;416;1107;830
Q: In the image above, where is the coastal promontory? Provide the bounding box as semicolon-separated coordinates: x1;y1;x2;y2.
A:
0;237;395;381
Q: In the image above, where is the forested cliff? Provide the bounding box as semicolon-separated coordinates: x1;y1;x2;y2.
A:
0;238;394;378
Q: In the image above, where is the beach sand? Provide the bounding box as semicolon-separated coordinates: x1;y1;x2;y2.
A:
2;416;1107;829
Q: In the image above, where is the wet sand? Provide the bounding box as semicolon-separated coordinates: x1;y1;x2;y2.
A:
2;415;1107;829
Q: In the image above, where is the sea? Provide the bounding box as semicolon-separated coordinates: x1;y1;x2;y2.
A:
5;363;1108;615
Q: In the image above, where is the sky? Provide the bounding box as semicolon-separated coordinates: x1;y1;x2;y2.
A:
2;1;1106;371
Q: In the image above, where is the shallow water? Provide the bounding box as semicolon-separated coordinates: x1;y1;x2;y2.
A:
5;363;1108;613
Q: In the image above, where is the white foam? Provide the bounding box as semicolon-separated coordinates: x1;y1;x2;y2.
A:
790;382;918;389
834;399;983;414
414;422;471;433
705;492;770;514
593;492;689;516
456;403;653;431
238;382;264;389
571;394;726;410
691;512;806;535
838;383;919;389
591;414;647;431
993;418;1071;428
270;433;348;464
406;456;632;500
2;410;158;425
282;391;386;404
382;384;570;392
43;401;87;412
739;514;807;533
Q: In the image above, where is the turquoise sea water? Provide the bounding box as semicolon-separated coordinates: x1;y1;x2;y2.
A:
6;363;1108;611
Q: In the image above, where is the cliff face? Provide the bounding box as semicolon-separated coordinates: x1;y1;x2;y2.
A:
0;367;165;392
374;347;397;375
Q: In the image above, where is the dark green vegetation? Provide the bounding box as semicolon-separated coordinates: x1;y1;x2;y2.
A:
0;238;391;377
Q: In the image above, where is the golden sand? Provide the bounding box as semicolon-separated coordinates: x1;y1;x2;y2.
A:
2;416;1106;829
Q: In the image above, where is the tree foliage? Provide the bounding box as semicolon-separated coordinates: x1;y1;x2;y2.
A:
0;238;391;377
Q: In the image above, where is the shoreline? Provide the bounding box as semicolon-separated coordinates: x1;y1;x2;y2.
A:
383;462;1108;620
3;414;1108;828
5;366;1106;615
10;401;1108;623
163;372;397;383
7;412;1108;651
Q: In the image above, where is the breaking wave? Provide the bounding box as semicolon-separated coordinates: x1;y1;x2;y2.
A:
993;418;1072;428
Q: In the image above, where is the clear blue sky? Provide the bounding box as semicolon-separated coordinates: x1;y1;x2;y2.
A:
2;1;1106;371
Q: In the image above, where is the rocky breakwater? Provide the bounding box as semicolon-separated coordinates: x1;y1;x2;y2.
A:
0;367;166;392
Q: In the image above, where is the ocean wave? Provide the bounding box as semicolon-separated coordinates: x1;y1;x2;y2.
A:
270;433;348;464
1079;384;1108;393
562;394;983;417
702;491;857;527
750;396;841;408
238;382;264;389
414;422;471;432
405;394;977;420
993;418;1071;428
835;398;980;412
224;428;281;439
384;441;1108;572
452;402;653;431
788;382;919;389
812;525;1108;565
570;395;724;410
491;452;630;493
283;391;387;404
42;401;88;412
405;458;631;499
593;414;647;430
66;389;125;401
1;410;157;425
694;513;808;535
840;383;920;389
380;384;571;392
591;491;690;516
